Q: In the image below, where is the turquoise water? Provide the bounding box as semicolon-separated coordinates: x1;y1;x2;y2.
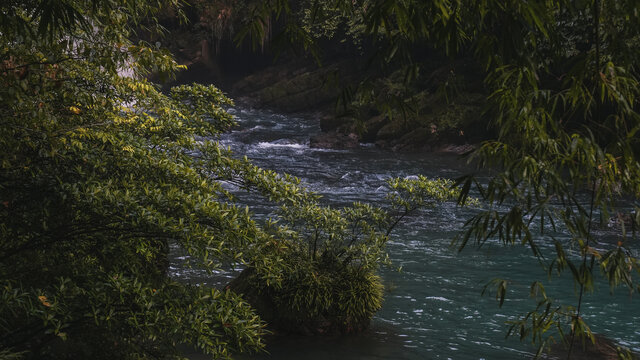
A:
172;107;639;359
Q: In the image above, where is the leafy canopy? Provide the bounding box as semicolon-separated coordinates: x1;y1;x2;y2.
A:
0;0;467;358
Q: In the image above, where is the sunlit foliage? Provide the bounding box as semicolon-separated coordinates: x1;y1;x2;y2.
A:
0;1;468;358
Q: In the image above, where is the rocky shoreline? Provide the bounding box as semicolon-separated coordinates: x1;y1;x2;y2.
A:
147;14;490;154
226;60;488;154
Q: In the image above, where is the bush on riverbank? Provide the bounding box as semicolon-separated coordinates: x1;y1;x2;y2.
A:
229;176;469;335
229;265;383;335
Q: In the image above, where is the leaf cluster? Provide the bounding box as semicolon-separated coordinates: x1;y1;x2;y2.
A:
1;0;473;357
229;175;466;334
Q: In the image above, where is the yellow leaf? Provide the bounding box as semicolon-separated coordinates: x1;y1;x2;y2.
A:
69;106;81;115
38;295;51;307
586;246;601;258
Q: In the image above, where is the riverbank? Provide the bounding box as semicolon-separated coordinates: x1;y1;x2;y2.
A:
225;53;488;153
228;56;489;153
146;18;491;153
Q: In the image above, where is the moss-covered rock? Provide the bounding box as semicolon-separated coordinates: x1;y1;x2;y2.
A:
319;114;348;132
359;115;388;142
228;264;383;335
392;126;433;151
376;118;410;140
232;59;361;113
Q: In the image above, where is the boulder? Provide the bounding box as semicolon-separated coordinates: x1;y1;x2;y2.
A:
309;132;360;149
361;115;388;143
391;126;432;151
320;115;348;132
376;118;409;141
435;143;475;154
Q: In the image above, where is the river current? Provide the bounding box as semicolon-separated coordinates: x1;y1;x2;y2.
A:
172;107;639;359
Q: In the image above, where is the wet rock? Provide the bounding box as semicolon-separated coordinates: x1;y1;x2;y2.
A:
320;115;348;132
391;127;432;151
375;139;389;148
361;115;388;143
376;119;409;140
435;143;476;154
309;132;360;149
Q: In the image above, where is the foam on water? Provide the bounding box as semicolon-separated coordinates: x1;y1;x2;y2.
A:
256;141;308;149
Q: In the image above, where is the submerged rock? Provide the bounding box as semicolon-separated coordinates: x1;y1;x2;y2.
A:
549;333;638;360
435;143;476;154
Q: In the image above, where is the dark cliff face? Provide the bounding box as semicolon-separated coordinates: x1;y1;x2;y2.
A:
150;31;274;90
135;3;276;90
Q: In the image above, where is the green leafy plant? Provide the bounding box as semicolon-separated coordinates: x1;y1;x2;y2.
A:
455;1;640;358
228;176;467;335
0;1;472;358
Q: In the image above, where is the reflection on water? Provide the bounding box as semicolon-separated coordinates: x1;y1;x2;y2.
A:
172;107;639;359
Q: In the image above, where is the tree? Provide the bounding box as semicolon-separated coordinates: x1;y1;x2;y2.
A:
0;1;466;358
249;0;640;358
1;1;268;358
456;1;640;358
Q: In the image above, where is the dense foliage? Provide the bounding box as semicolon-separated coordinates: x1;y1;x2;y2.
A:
247;0;640;358
4;0;639;358
1;1;268;358
457;2;640;357
230;176;469;335
0;1;467;359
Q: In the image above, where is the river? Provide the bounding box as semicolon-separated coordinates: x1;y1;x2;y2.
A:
171;107;639;359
